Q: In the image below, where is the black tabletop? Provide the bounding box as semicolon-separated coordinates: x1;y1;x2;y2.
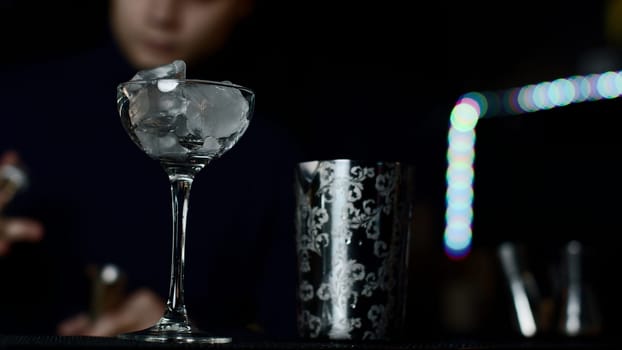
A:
0;335;615;350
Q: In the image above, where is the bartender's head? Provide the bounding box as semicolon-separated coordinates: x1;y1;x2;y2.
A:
109;0;254;69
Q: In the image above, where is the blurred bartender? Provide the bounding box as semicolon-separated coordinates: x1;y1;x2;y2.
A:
1;0;300;338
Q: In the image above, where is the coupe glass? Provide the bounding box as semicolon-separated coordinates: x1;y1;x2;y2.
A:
115;78;254;343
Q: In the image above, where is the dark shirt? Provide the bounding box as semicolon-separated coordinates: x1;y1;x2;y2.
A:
0;39;301;339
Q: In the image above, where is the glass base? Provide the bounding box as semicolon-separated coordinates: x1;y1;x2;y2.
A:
117;321;232;344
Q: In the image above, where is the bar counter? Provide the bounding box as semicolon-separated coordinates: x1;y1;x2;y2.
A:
0;334;614;350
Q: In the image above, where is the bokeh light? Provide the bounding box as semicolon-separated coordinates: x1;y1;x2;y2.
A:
450;100;480;131
445;69;622;260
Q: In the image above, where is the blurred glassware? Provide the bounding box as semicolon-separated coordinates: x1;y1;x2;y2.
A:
497;242;541;338
557;240;602;337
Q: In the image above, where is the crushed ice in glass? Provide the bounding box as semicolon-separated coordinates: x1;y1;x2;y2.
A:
122;60;250;160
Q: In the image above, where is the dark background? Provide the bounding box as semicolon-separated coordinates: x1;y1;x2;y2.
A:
1;0;620;341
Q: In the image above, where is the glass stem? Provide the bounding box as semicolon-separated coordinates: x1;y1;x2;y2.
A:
164;174;194;325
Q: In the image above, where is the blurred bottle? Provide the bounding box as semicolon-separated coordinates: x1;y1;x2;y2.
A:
87;263;127;321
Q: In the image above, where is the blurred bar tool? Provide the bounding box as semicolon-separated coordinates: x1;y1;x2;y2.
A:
557;240;601;337
0;162;28;212
87;263;127;320
497;242;540;337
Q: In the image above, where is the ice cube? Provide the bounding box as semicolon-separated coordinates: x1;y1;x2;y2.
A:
200;136;220;153
134;114;189;158
128;88;150;124
157;79;179;92
125;60;188;122
183;82;250;139
131;60;186;81
128;84;190;126
135;130;187;159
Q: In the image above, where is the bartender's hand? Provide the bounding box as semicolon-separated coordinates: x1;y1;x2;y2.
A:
57;288;165;337
0;150;43;256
